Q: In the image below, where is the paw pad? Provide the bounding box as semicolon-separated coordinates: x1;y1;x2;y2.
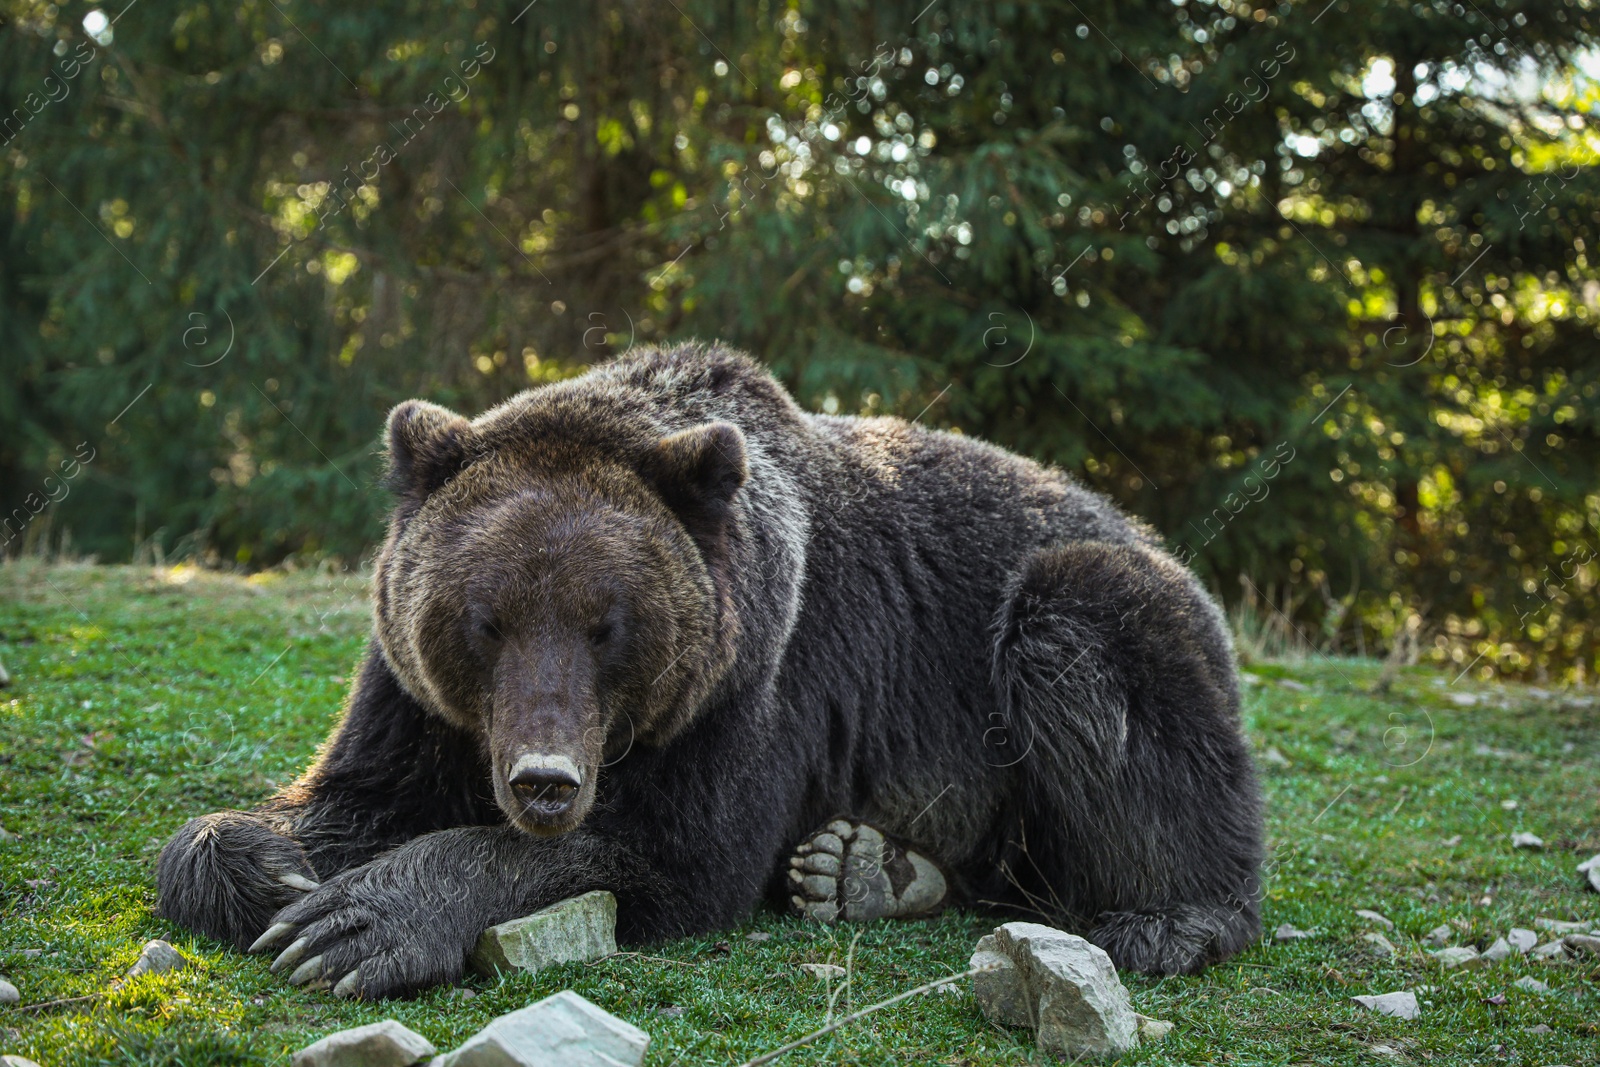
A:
787;819;948;923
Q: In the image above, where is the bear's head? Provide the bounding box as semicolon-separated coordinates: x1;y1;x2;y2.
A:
373;390;749;836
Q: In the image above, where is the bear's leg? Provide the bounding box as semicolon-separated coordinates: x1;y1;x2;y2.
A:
992;539;1264;976
787;819;949;922
158;644;496;950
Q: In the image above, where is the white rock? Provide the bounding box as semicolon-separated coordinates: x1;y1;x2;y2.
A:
1260;747;1291;768
468;892;618;976
1507;928;1538;953
1351;992;1419;1020
291;1020;437;1067
1362;933;1397;958
1480;937;1512;962
1133;1014;1174;1042
970;923;1139;1057
1579;853;1600;893
1274;923;1313;942
970;942;1030;1028
126;939;188;978
1355;909;1394;930
1513;976;1551;994
1278;678;1308;691
1423;924;1453;947
2;1057;43;1067
0;978;18;1005
438;990;649;1067
1510;832;1544;850
1562;933;1600;957
1431;946;1482;969
799;963;847;981
1534;917;1587;934
1529;940;1569;960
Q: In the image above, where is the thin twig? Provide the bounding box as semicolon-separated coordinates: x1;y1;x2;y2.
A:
735;963;999;1067
586;951;699;969
12;991;105;1013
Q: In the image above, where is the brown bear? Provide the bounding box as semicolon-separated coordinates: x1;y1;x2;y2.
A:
157;342;1263;999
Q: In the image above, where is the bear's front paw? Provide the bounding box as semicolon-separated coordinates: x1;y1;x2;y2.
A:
248;860;476;1000
156;811;321;949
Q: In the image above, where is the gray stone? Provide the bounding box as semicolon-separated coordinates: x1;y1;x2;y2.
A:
971;922;1139;1057
1529;940;1569;960
1274;923;1313;942
291;1020;437;1067
1480;937;1512;962
438;990;649;1067
1134;1014;1174;1042
1431;946;1482;969
1507;928;1538;953
0;978;18;1005
1423;924;1453;947
1562;933;1600;957
1514;976;1551;994
969;941;1030;1029
127;939;188;978
1351;992;1419;1020
1522;1023;1552;1034
1362;933;1397;958
1579;853;1600;893
799;963;846;981
1534;917;1586;934
1355;909;1394;930
2;1058;43;1067
468;891;617;977
1510;832;1544;849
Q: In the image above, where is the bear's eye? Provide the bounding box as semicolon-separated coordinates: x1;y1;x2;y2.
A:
474;617;503;644
589;622;613;647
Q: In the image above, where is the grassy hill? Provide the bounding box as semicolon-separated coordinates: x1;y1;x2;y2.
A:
1;561;1596;1065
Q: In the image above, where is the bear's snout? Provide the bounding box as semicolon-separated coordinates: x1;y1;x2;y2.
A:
506;752;584;822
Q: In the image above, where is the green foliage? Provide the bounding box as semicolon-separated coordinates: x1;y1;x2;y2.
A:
3;0;1599;678
2;564;1597;1063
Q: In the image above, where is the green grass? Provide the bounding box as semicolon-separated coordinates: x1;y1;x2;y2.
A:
1;561;1596;1066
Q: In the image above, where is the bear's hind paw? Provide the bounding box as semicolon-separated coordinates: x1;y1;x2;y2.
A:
787;819;948;923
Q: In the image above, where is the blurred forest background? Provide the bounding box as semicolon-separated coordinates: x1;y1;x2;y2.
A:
3;0;1598;682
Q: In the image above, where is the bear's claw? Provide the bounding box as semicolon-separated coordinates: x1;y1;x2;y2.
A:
786;819;949;923
249;922;297;954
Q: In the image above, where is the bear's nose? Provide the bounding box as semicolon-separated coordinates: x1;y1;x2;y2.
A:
508;761;581;816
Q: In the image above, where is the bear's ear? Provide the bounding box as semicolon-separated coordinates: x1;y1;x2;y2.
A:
642;421;748;514
385;399;474;497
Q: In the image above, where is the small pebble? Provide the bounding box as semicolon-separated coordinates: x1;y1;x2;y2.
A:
1510;832;1544;850
746;932;773;942
1362;933;1397;958
1507;928;1538;954
0;978;19;1005
1274;923;1313;942
1514;976;1551;994
1351;991;1419;1021
1522;1024;1552;1034
1480;937;1512;962
1355;909;1395;930
1529;941;1569;960
1562;933;1600;957
1431;946;1482;970
126;939;187;978
1423;924;1453;947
